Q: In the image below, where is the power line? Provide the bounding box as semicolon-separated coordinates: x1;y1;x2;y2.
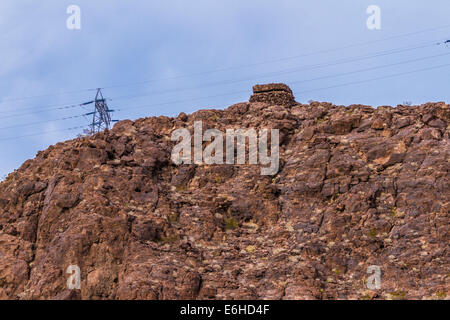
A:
1;98;112;116
0;92;250;142
0;125;88;142
0;113;87;131
293;63;450;95
0;38;445;120
0;99;112;121
1;61;448;142
1;48;448;129
99;27;450;90
1;49;444;132
1;23;450;104
106;40;447;103
288;51;450;86
1;38;449;134
0;88;97;105
115;62;450;115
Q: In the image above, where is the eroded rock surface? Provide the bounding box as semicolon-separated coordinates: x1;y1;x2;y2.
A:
0;85;448;300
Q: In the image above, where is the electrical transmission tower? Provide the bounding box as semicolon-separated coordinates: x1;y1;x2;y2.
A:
83;89;118;135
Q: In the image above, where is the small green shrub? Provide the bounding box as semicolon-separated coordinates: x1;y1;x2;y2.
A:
176;185;188;192
224;216;238;231
167;213;179;225
389;290;406;300
368;228;377;238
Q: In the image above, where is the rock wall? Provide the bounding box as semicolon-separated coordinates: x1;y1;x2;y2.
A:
0;84;448;299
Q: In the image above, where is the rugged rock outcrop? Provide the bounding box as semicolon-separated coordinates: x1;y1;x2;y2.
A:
0;84;448;300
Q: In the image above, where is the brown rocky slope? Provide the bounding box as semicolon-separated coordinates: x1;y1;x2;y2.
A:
0;84;448;300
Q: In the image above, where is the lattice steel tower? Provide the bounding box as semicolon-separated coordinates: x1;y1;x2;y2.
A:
84;89;117;135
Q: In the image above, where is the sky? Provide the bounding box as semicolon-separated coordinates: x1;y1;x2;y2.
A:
0;0;449;178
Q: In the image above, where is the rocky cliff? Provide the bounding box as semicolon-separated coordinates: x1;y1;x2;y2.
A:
0;84;448;300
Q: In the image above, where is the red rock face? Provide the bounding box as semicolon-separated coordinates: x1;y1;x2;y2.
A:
0;85;448;300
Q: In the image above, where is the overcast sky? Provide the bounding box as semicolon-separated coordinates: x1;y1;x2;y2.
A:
1;0;449;178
